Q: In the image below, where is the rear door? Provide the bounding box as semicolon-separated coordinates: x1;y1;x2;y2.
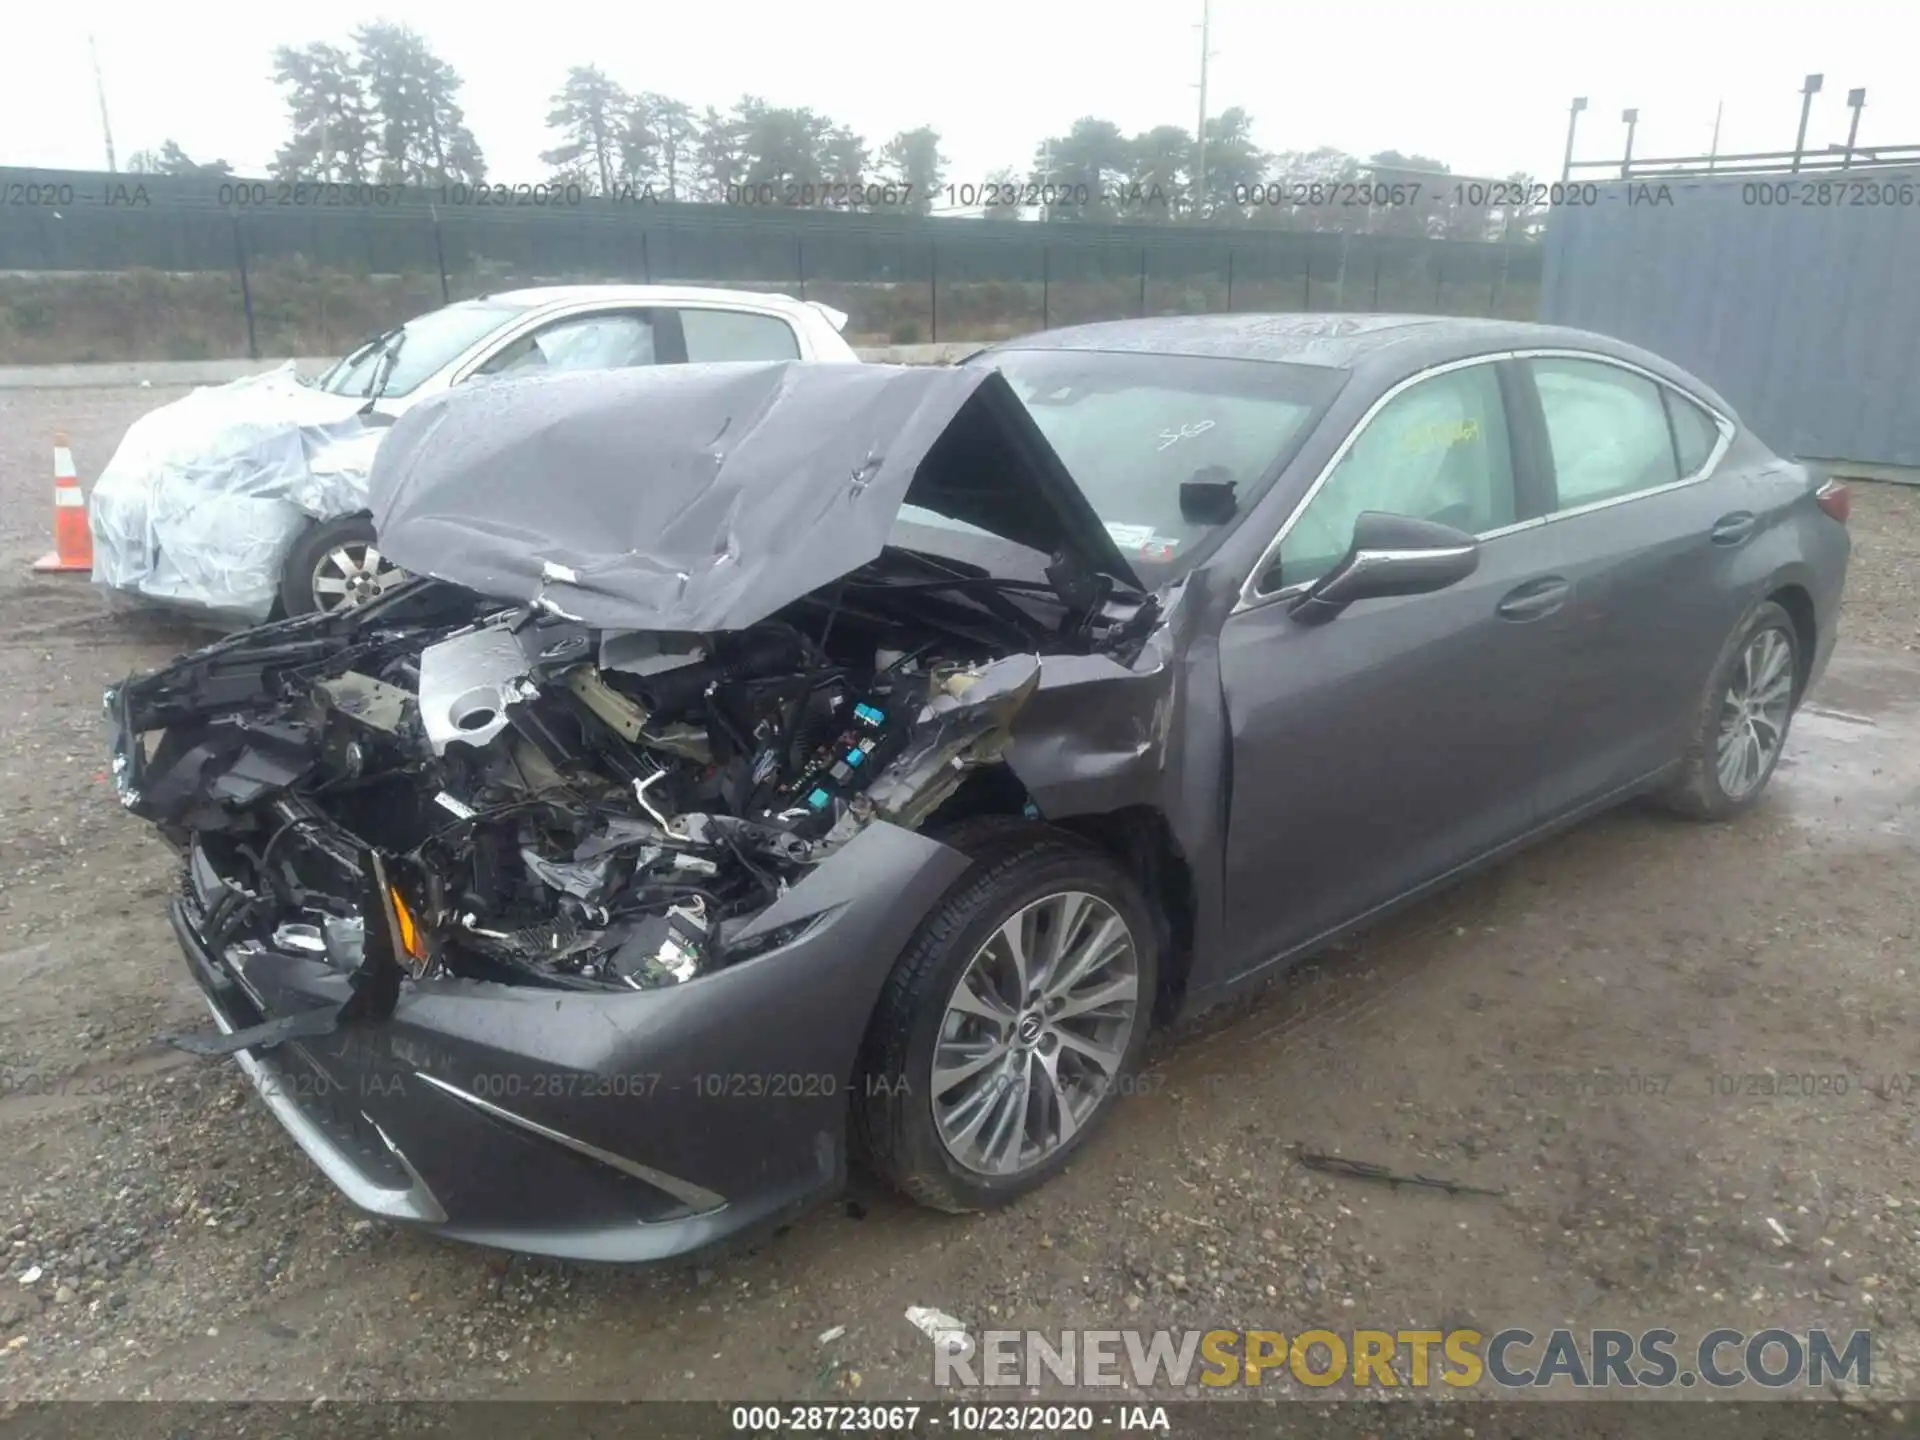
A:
1217;356;1569;974
1514;353;1750;813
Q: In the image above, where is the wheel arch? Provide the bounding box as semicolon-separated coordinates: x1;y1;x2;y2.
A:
923;769;1197;1025
847;808;1170;1209
1051;807;1197;1025
1763;581;1817;701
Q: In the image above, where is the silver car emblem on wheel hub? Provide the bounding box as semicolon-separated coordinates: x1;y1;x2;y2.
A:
931;890;1140;1177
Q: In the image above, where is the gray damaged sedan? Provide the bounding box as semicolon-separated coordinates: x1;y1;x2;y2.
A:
106;315;1850;1261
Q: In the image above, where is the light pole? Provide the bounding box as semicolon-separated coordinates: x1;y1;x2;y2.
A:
1620;108;1639;179
1561;97;1587;183
1842;88;1866;168
1792;73;1823;172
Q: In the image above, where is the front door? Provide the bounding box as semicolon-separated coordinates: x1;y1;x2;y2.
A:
1217;357;1568;977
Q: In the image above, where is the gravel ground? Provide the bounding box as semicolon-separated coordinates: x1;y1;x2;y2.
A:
0;390;1915;1408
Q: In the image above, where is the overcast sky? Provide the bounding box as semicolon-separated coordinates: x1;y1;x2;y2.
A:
5;1;1916;188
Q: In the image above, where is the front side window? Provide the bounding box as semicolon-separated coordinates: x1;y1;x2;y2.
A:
679;308;801;361
1533;358;1680;508
1274;362;1515;590
474;311;658;378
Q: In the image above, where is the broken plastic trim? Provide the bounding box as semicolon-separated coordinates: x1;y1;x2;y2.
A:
200;997;448;1223
158;847;410;1058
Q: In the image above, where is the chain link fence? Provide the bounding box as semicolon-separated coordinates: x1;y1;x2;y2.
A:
0;167;1543;363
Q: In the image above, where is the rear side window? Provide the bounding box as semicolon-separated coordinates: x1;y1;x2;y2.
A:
1532;358;1679;509
1665;390;1722;476
679;309;801;361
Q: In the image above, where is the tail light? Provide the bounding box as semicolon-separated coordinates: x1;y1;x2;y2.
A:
1815;479;1851;524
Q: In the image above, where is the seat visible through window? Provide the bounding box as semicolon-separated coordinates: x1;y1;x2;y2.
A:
1276;362;1515;590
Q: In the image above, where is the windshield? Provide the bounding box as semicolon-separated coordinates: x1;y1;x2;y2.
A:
957;347;1344;571
316;301;531;399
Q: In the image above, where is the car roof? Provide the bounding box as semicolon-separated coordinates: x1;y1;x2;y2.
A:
991;313;1597;366
476;284;819;315
985;313;1736;419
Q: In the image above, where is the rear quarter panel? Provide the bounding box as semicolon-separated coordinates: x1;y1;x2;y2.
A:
1726;436;1850;692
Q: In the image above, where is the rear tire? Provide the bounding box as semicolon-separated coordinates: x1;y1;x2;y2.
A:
281;514;406;617
855;823;1158;1213
1656;599;1800;821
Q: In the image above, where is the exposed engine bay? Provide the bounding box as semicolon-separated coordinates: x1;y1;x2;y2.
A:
113;554;1160;996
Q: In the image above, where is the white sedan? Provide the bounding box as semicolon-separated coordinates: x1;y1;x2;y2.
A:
91;285;859;623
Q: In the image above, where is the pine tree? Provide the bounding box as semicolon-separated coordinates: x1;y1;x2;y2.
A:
542;66;628;194
270;42;372;182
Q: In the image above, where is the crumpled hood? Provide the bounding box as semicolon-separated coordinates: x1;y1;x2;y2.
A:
367;360;1141;632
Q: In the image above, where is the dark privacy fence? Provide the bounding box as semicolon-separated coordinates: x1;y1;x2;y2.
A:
0;166;1543;360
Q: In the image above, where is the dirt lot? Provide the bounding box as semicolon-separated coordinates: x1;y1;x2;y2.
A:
0;387;1916;1407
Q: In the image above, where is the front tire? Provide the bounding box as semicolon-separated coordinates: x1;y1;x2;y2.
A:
855;824;1158;1213
1657;599;1800;820
280;514;407;616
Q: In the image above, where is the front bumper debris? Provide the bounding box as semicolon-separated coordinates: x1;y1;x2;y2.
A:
167;821;971;1262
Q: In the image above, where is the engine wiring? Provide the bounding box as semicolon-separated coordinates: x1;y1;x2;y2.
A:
120;539;1107;995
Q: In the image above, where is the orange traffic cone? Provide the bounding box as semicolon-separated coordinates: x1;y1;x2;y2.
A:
31;432;94;574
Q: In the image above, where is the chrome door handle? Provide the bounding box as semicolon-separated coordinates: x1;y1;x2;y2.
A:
1711;512;1758;546
1496;576;1570;621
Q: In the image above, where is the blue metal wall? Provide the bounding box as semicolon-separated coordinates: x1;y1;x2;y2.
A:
1540;170;1920;469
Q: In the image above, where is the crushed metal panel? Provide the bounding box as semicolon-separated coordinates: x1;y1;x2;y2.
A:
366;360;1140;634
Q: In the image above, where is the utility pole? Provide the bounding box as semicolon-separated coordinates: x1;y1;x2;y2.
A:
88;33;117;172
1193;0;1213;219
1708;100;1723;171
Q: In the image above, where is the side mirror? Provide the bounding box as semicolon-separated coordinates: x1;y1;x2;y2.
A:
1289;511;1479;624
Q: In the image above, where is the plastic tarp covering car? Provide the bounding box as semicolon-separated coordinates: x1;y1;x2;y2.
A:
90;364;387;623
369;360;1140;634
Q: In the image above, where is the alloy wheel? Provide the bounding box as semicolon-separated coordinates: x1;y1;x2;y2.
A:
931;890;1140;1176
1716;626;1794;800
310;542;405;612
